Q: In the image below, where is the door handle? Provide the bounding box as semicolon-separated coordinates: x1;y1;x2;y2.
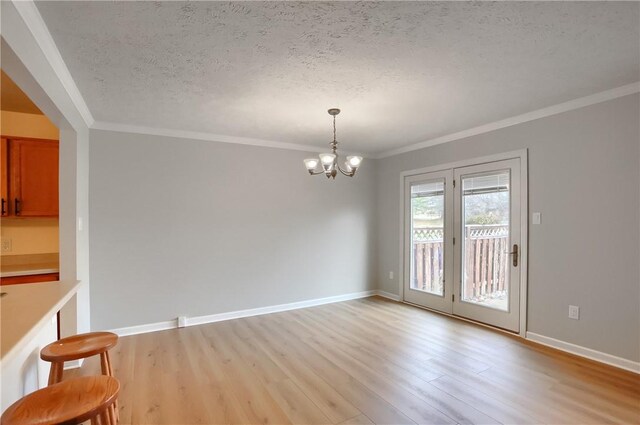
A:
1;198;5;215
14;198;20;216
509;244;518;267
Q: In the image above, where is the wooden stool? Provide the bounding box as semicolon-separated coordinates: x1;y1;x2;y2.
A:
0;375;120;425
40;332;119;420
40;332;119;385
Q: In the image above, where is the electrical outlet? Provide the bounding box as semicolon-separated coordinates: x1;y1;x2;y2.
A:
1;238;12;252
177;316;187;328
569;305;580;320
389;271;394;280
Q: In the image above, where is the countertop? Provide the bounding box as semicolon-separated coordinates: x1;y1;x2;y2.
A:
1;253;59;278
0;280;80;363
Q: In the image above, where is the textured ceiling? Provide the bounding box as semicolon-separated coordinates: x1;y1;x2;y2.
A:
1;69;43;114
36;1;639;155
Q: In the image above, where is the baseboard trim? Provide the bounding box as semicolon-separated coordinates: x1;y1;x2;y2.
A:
109;290;377;337
376;290;401;301
110;319;177;337
526;332;640;374
108;291;639;375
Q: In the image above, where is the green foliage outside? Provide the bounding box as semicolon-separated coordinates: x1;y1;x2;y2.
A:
412;192;508;227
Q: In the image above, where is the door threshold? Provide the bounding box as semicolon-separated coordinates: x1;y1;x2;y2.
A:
401;300;522;338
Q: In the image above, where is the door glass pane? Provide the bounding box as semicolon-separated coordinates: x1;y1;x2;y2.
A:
410;179;444;295
461;172;510;311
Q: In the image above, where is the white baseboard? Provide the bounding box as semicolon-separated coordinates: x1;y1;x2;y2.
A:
526;332;640;374
109;319;177;337
376;290;401;301
109;290;377;337
108;291;639;375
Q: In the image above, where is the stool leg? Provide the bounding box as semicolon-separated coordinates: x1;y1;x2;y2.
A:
100;352;109;375
105;351;119;422
99;408;111;425
47;361;64;385
105;350;114;376
105;403;115;425
112;400;119;424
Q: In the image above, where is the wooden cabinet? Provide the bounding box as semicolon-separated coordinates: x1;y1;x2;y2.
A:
0;137;58;217
1;138;8;216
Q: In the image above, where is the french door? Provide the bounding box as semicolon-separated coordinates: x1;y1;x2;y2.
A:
403;170;454;312
403;157;523;332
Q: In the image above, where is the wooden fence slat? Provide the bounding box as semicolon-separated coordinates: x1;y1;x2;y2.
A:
466;239;472;298
412;225;508;300
485;239;491;294
500;239;504;291
416;244;424;290
474;238;481;297
489;240;493;293
425;244;432;292
436;243;441;292
429;244;435;292
500;238;509;291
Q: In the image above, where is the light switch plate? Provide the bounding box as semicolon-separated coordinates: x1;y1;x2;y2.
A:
389;271;394;280
532;212;541;225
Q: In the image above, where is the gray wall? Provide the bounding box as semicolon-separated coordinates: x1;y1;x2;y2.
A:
376;93;640;362
89;130;376;330
90;94;639;363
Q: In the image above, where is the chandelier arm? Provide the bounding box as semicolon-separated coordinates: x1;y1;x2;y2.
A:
337;163;355;177
308;169;326;176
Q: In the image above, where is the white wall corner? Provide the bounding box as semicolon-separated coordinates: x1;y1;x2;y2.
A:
375;290;401;301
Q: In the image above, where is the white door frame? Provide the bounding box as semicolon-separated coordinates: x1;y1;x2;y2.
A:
398;149;529;337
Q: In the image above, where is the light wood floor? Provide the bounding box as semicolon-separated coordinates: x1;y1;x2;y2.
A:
68;297;640;424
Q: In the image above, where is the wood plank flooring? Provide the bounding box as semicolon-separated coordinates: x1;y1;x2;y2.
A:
67;297;640;424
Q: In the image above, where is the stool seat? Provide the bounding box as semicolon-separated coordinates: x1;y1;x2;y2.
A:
40;332;118;362
1;375;120;425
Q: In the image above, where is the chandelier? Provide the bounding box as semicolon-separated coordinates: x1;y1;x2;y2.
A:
303;108;363;179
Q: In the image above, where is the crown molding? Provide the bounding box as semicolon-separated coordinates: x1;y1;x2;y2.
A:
374;82;640;159
11;0;95;128
94;82;638;159
92;121;357;156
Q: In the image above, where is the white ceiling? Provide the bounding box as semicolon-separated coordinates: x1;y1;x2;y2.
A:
36;1;639;155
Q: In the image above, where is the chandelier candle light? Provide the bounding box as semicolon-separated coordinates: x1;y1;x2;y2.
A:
304;108;363;179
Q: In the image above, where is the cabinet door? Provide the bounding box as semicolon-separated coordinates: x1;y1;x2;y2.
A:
9;139;59;216
1;138;7;216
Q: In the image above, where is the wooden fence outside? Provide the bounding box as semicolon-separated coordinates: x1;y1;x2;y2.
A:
412;225;509;299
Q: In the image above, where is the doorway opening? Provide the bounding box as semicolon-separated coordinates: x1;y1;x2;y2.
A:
0;70;60;287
